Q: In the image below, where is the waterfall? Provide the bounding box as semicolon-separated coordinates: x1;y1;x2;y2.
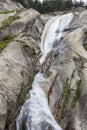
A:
40;13;73;65
16;13;73;130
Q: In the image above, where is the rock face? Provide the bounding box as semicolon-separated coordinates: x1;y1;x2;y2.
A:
0;2;46;130
0;0;87;130
15;9;87;130
0;9;40;40
0;0;23;11
45;10;87;130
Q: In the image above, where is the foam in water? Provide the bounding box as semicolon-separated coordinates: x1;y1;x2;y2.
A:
16;13;73;130
16;73;62;130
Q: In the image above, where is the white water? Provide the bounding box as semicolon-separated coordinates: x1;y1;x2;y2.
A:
40;13;73;64
16;73;62;130
16;13;73;130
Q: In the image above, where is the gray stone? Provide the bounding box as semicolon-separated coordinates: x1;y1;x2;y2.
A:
0;0;23;11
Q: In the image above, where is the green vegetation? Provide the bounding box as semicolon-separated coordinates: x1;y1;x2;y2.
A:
0;36;13;52
18;91;26;105
58;70;82;120
12;0;86;14
68;80;82;118
2;15;20;29
72;80;82;109
59;78;71;110
18;69;38;105
29;69;38;84
29;75;35;84
83;44;87;50
0;10;14;14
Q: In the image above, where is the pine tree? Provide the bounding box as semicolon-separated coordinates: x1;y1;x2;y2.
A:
12;0;85;14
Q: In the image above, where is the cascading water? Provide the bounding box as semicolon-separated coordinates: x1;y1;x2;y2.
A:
16;13;73;130
40;13;73;64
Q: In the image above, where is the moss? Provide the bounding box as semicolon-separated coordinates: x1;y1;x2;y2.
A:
29;69;38;84
66;80;82;119
72;80;82;109
75;80;82;100
62;79;71;109
33;69;38;74
18;92;26;105
58;76;82;121
59;78;71;110
0;10;14;14
3;35;13;41
0;36;13;52
2;15;20;28
83;44;87;50
29;75;34;84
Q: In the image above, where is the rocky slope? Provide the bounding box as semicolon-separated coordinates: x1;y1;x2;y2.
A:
0;0;23;11
0;0;87;130
43;9;87;130
0;1;47;130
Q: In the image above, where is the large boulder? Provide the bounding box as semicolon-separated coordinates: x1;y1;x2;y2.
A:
0;42;33;130
0;0;23;11
0;9;40;41
0;11;16;28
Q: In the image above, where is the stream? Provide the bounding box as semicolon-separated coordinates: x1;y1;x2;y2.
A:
16;13;73;130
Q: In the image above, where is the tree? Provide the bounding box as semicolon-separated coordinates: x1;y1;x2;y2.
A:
12;0;28;8
12;0;85;14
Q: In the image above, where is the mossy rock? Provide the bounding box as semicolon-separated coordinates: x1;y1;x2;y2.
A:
18;92;26;105
71;80;82;109
83;44;87;50
0;35;13;53
0;10;14;14
2;15;20;29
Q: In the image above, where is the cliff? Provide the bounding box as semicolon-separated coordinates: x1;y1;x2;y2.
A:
0;1;46;130
0;0;87;130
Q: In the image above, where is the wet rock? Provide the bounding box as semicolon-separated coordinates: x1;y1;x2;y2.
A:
47;10;87;130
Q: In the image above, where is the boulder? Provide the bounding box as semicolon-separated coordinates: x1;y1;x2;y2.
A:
0;9;40;40
0;0;23;11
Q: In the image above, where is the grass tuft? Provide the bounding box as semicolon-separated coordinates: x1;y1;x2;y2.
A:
0;11;14;14
71;80;81;109
0;36;13;52
2;15;20;29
